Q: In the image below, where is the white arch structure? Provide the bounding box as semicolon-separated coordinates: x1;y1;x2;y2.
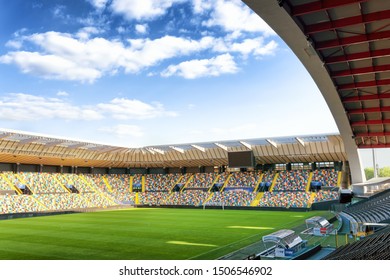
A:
244;0;390;183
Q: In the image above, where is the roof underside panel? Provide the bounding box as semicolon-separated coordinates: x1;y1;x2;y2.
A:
0;130;346;168
283;0;390;149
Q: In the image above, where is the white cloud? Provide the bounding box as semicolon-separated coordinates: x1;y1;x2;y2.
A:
52;5;67;19
213;37;278;58
110;0;185;21
76;27;103;40
88;0;109;9
0;93;176;122
97;98;177;119
99;124;144;137
56;91;69;97
0;51;102;83
161;53;238;79
203;0;275;36
0;93;103;121
0;31;216;82
192;0;213;14
135;24;148;34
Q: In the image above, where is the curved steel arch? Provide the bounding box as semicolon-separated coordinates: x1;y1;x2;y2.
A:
242;0;390;184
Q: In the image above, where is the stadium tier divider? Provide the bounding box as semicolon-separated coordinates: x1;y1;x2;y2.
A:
102;176;113;192
250;192;264;207
305;171;313;192
254;173;264;193
220;173;233;192
269;173;279;191
1;173;22;194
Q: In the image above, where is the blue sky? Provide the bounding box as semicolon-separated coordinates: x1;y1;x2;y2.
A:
1;0;359;157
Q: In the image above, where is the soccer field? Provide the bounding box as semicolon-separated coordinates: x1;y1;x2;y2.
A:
0;208;325;260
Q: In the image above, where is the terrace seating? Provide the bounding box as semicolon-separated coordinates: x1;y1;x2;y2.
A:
343;189;390;223
164;190;209;206
273;170;309;191
34;193;90;210
18;172;66;194
0;194;46;214
311;169;339;188
206;190;255;207
138;192;170;205
257;171;275;192
81;193;116;208
258;191;310;208
225;171;261;190
56;173;95;193
215;172;229;185
323;226;390;260
84;174;111;193
144;173;181;191
313;190;339;203
186;173;217;189
0;172;15;191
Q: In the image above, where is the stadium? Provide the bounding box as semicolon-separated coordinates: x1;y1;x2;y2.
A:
1;0;390;261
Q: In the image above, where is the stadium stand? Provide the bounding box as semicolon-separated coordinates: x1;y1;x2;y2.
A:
311;169;339;188
145;173;181;191
0;169;343;212
259;191;311;208
323;226;390;260
343;189;390;223
273;170;309;191
257;171;275;192
18;172;66;194
225;171;261;189
0;194;46;213
206;190;256;207
165;190;209;206
185;173;217;189
313;190;339;203
139;192;170;205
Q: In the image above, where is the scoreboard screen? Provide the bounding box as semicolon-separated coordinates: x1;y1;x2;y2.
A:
228;151;254;168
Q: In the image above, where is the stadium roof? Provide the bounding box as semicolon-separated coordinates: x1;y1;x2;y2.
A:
243;0;390;183
0;129;346;168
279;0;390;149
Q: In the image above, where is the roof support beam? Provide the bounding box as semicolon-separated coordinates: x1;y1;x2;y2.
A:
66;143;87;149
331;64;390;78
296;137;305;147
358;144;390;149
356;132;390;137
316;30;390;50
348;106;390;114
351;119;390;126
96;147;124;154
266;139;278;148
343;93;390;103
324;48;390;64
239;141;252;150
17;138;36;145
148;148;165;155
191;144;206;153
338;79;390;90
44;140;66;147
215;143;228;151
305;10;390;34
292;0;368;16
170;146;185;153
0;133;10;139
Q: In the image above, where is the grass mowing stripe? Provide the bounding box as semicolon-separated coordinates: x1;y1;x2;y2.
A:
0;208;326;259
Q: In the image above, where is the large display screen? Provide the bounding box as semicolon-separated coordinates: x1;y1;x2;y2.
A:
228;151;254;168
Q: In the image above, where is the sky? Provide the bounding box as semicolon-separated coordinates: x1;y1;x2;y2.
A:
0;0;385;167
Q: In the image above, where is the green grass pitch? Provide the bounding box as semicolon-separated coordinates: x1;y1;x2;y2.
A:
0;208;325;260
